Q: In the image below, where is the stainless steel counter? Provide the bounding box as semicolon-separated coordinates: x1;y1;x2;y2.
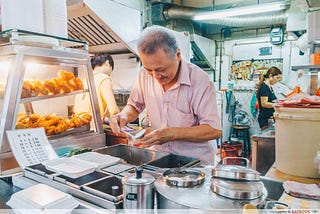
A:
251;127;275;175
0;178;21;209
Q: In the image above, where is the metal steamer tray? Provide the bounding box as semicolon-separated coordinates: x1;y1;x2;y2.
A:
210;157;264;201
212;165;260;181
211;178;264;200
163;168;205;187
155;167;267;210
212;157;260;181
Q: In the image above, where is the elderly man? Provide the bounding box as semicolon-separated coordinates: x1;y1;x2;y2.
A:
110;25;221;164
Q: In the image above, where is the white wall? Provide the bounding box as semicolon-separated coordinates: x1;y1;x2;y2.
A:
112;54;140;91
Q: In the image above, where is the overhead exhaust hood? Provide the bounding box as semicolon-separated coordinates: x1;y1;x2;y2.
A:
167;29;215;74
190;34;215;73
67;0;140;55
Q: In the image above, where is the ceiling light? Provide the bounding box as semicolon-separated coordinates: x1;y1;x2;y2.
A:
193;2;287;21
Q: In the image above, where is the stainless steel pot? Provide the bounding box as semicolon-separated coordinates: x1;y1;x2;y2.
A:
122;167;155;209
211;157;264;200
211;178;264;200
212;157;260;181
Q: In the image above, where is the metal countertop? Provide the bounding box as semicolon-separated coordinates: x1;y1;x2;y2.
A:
0;178;21;209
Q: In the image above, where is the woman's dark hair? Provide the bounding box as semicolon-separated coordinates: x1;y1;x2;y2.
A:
91;53;114;70
256;66;282;97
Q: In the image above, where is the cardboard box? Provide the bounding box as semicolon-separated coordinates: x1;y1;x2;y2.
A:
310;53;320;65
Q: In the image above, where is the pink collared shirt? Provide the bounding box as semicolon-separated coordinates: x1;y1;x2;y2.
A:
127;59;222;164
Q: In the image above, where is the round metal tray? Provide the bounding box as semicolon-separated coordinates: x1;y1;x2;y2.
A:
212;165;260;181
163;168;205;187
211;178;264;200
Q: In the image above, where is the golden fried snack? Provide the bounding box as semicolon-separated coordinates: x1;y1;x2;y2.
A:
71;116;83;128
58;70;79;91
21;81;33;98
42;114;56;121
65;79;78;91
78;113;92;124
45;126;55;136
47;117;60;127
43;79;59;94
17;113;28;122
30;80;49;96
16;122;27;129
53;77;71;93
73;77;84;90
58;70;75;80
28;113;41;127
63;118;73;129
54;119;69;134
29;113;41;122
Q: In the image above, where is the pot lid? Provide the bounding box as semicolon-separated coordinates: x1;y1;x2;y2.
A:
212;165;260;181
211;178;264;200
163;168;205;187
122;167;155;186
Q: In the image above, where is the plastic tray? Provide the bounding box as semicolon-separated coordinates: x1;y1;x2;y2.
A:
7;184;79;210
72;152;120;169
44;157;96;179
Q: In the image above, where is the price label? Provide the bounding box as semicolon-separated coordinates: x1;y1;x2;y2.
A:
6;127;58;169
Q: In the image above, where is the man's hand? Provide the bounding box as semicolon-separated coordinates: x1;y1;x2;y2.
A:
139;128;173;148
109;114;128;134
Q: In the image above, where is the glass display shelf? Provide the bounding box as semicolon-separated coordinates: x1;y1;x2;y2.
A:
0;29;104;177
20;89;89;104
0;29;88;51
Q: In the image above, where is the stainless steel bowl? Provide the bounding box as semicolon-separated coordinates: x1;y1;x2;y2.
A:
163;168;205;187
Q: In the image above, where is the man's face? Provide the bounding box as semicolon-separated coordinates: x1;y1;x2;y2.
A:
140;48;181;89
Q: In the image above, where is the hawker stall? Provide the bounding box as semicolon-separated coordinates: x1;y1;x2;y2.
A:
1;0;320;213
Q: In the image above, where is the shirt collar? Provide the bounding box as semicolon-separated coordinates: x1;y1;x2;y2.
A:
175;59;191;87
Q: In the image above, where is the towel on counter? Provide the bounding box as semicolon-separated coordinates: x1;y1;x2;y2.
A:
279;192;320;210
283;181;320;200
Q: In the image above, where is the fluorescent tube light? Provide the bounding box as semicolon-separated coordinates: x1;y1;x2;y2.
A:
193;2;287;21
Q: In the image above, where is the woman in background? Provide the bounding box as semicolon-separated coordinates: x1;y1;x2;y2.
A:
256;66;282;130
91;53;120;121
75;53;120;122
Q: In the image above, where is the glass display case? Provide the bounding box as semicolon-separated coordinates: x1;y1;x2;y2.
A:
0;29;105;176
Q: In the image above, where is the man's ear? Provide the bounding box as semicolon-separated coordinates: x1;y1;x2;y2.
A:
176;49;181;60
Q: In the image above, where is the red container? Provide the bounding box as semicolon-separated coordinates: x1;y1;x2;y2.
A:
229;142;243;157
223;146;237;157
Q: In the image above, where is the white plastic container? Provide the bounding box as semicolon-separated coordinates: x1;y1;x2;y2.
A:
274;107;320;178
44;158;96;179
7;184;79;213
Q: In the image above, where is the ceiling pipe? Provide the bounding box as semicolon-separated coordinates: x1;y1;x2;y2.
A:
163;5;288;28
